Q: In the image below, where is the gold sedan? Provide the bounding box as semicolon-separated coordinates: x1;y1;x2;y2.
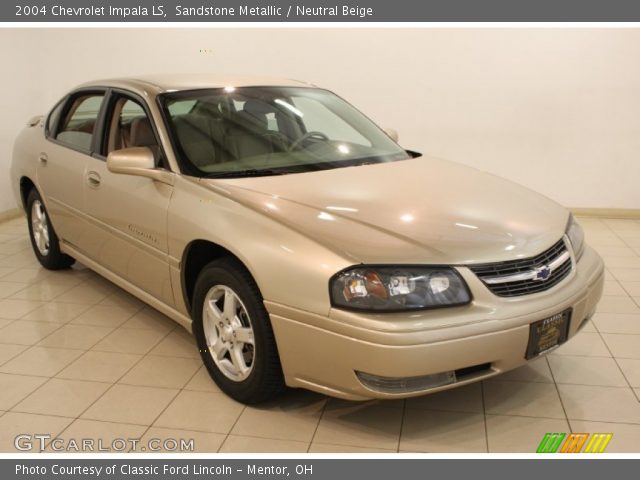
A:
11;75;604;403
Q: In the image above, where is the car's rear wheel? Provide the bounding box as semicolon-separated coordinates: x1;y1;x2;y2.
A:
192;258;285;404
26;189;75;270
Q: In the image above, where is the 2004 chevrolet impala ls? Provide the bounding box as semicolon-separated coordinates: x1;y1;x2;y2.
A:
11;75;604;403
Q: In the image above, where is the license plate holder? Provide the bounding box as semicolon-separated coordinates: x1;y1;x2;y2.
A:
525;309;571;359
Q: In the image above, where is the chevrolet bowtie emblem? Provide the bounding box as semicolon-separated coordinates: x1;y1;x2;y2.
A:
534;265;552;281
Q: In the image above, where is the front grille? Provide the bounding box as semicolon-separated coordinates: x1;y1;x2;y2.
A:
469;238;572;297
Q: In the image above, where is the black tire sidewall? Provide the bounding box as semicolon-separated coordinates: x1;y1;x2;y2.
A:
192;259;283;404
26;189;73;270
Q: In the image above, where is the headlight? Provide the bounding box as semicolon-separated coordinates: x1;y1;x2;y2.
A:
566;214;585;260
330;267;471;312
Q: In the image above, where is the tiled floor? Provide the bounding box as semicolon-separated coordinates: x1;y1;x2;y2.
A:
1;215;640;453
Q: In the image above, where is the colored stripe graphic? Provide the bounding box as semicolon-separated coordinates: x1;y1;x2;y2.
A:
560;433;589;453
536;433;566;453
537;433;614;453
584;433;613;453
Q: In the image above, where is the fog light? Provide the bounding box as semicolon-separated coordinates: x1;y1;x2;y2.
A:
356;370;456;394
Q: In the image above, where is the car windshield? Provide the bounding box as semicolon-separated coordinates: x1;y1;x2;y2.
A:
159;87;412;177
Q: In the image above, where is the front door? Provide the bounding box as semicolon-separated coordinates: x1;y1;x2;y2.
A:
83;92;175;306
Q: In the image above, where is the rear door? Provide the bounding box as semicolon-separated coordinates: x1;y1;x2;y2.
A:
39;91;106;250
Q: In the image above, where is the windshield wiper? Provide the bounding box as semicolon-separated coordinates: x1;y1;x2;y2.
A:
206;168;297;179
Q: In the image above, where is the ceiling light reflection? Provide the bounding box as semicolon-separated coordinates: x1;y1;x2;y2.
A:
318;212;335;221
326;206;358;213
275;98;304;117
455;223;478;230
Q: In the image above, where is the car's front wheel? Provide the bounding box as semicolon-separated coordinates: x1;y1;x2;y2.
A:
26;189;75;270
192;258;285;404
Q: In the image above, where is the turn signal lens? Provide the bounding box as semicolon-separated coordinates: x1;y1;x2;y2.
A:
566;214;585;261
331;267;471;312
343;271;387;301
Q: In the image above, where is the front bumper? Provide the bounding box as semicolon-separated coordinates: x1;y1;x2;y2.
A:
267;245;605;400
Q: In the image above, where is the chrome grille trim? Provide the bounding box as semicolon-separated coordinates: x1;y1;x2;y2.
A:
470;238;573;297
483;250;571;284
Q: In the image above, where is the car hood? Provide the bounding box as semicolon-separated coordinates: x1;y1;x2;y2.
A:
200;156;569;265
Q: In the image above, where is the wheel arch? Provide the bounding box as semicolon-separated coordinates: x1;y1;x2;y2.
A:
181;239;262;315
19;176;37;211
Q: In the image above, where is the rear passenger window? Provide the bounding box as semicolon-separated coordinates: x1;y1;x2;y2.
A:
45;99;65;137
56;94;105;152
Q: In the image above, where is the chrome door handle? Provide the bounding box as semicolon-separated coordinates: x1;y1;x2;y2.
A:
38;153;48;164
87;171;101;187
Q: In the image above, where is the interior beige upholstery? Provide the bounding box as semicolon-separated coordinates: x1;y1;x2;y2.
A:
173;115;225;167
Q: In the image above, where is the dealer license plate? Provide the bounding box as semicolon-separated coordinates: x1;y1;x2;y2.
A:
525;309;571;359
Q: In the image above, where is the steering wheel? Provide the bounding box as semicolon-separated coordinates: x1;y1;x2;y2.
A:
288;131;329;151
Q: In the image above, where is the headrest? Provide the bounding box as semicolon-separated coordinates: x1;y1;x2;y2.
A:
129;117;156;147
236;100;270;129
243;99;275;116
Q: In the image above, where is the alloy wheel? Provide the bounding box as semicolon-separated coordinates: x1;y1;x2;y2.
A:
31;199;50;256
202;285;255;381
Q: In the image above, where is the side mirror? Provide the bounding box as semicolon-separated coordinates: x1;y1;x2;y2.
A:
107;147;173;184
384;128;399;143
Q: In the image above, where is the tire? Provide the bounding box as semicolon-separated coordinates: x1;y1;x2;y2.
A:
26;189;75;270
192;258;285;404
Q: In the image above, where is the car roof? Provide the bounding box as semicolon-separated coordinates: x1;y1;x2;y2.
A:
77;74;315;95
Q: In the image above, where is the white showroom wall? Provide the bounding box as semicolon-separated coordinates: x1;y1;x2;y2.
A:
1;28;639;213
0;30;42;213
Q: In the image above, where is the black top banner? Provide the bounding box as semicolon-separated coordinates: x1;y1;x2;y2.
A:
5;0;640;22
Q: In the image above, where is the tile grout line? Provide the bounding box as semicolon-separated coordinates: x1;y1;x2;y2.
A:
6;318;161;427
5;277;81;305
591;319;640;403
608;226;640;291
216;404;248;454
395;399;407;453
0;272;117;367
480;381;490;453
0;343;31;369
45;326;176;452
544;355;573;432
15;297;94;325
1;294;144;373
130;356;205;453
11;406;640;430
4;216;640;452
305;397;328;453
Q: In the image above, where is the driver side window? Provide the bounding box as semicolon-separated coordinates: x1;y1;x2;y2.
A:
106;96;162;165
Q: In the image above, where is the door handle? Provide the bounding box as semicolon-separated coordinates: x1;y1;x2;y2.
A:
87;171;101;188
38;153;48;164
